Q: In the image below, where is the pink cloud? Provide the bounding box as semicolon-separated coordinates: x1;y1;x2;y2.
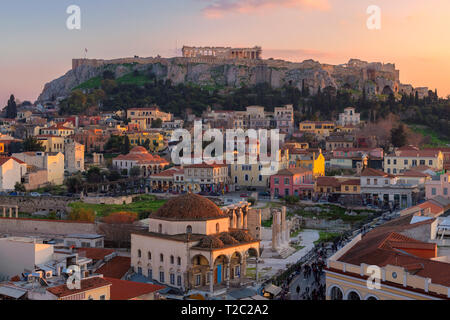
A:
202;0;331;18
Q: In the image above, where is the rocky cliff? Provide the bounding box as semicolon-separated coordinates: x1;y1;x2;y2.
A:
38;56;404;102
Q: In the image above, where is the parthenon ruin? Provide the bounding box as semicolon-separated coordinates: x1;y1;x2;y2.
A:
182;46;262;60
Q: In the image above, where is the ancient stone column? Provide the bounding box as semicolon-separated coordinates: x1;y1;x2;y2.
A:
9;207;13;218
277;211;282;247
15;206;18;218
272;211;279;251
236;208;242;229
226;264;230;288
281;207;287;245
2;207;5;218
209;269;214;294
255;259;259;282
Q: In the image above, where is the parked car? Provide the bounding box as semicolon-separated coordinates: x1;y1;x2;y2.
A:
209;192;221;197
30;192;41;197
246;186;256;191
8;192;18;196
258;192;271;198
41;193;52;197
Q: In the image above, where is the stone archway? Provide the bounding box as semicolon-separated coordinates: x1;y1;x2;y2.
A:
189;254;210;288
213;255;229;285
328;285;344;300
345;290;362;300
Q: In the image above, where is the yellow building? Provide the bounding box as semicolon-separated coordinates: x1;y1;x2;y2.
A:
126;131;165;152
127;106;173;130
36;135;65;153
290;149;325;178
230;149;290;188
0;142;4;154
384;148;444;174
339;179;361;195
299;121;335;137
326;214;450;300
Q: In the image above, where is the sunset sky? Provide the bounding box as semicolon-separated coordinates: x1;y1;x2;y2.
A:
1;0;450;106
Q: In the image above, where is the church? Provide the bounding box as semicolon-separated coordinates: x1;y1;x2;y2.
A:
131;193;261;295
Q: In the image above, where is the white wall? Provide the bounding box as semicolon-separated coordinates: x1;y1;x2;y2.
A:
0;238;54;278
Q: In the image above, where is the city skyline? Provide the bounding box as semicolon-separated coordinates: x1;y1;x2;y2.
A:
1;0;450;106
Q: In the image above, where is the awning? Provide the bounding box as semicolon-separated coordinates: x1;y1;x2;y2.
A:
264;284;282;296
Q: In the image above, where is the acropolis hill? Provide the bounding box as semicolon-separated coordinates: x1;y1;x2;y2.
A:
38;45;422;102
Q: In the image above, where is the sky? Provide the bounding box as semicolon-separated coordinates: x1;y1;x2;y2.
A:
1;0;450;106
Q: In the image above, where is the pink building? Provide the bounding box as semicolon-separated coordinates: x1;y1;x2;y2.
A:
270;168;314;199
425;173;450;199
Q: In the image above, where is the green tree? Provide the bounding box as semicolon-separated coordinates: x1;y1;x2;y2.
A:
151;118;162;128
129;166;141;177
5;95;17;119
14;182;26;192
391;124;408;148
65;174;84;193
121;136;130;155
22;136;46;152
86;167;103;183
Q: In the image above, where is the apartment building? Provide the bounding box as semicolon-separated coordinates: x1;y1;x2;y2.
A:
384;148;444;174
299;121;335;137
326;214;450;300
336;107;360;127
127;107;173;130
12;151;65;185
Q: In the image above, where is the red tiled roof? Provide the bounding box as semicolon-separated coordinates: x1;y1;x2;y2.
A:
417;201;445;216
184;163;228;169
0;157;26;166
337;214;450;287
275;168;312;176
340;179;360;186
114;147;169;165
316;176;341;188
96;256;131;279
47;277;111;298
76;248;115;261
104;277;165;300
395;150;441;158
361;168;395;178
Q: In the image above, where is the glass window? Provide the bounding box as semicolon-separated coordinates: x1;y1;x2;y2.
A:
160;271;165;283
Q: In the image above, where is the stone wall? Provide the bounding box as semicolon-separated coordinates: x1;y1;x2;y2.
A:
0;196;74;214
247;208;262;240
0;217;96;236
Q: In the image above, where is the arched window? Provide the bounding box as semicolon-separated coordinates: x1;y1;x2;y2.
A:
160;254;164;262
170;255;174;264
148;251;151;260
138;249;141;258
177;257;181;265
330;286;343;300
186;225;192;234
347;291;361;300
216;223;220;233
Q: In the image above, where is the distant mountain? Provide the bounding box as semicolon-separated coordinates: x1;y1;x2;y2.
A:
38;56;417;103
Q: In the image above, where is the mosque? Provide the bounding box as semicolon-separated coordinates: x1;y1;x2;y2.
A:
131;193;261;295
